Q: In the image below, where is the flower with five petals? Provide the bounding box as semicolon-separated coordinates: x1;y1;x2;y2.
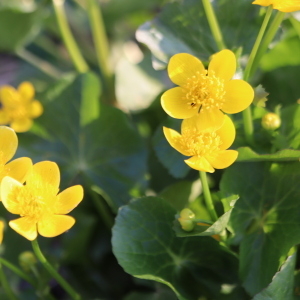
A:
1;161;83;241
163;115;238;173
252;0;300;12
161;50;254;127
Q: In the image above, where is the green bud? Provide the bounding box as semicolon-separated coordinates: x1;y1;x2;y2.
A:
19;251;37;272
261;113;281;130
179;208;195;220
178;208;196;231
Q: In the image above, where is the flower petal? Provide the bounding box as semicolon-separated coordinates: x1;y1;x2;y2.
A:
163;127;190;156
1;176;23;213
223;80;254;114
0;86;18;106
206;150;238;170
27;161;60;190
216;115;236;150
4;157;32;183
208;50;236;81
9;217;38;241
0;111;10;124
0;126;18;164
55;185;84;215
10;118;33;133
273;1;300;12
18;82;35;102
161;87;196;119
168;53;205;86
252;0;272;7
38;214;75;238
0;220;4;244
30;101;43;118
184;156;215;173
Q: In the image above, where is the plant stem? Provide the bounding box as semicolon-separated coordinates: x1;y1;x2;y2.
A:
52;0;89;73
202;0;226;50
16;48;63;79
250;10;285;78
0;257;36;287
200;171;218;222
0;263;18;300
31;239;81;300
86;0;111;82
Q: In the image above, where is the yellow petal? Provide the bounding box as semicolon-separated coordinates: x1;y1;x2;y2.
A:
0;86;19;106
168;53;205;86
184;156;215;173
0;126;18;164
38;214;75;238
223;80;254;114
9;217;38;241
18;82;35;101
27;161;60;190
216;115;236;150
55;185;84;215
4;157;32;183
0;220;4;244
163;127;190;156
252;0;272;6
0;111;10;124
208;50;236;81
161;87;196;119
30;101;43;118
273;1;300;12
1;176;23;213
206;150;238;170
10;118;33;133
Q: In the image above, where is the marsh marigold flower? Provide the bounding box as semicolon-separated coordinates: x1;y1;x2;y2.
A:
161;50;254;127
0;82;43;132
163;115;238;173
1;161;83;241
252;0;300;12
0;220;4;244
0;126;32;193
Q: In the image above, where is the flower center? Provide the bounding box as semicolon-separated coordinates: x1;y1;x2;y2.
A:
183;70;226;112
181;128;222;157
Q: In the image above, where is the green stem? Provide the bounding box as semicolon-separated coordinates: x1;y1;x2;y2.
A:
250;10;285;78
200;171;218;222
31;239;81;300
290;16;300;39
202;0;226;50
52;0;89;73
86;0;111;81
242;107;255;146
16;48;63;79
0;263;18;300
0;257;36;287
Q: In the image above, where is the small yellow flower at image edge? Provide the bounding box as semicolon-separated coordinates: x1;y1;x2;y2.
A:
0;81;43;133
0;220;4;245
161;49;254;128
163;115;238;173
1;161;84;241
0;126;32;193
252;0;300;12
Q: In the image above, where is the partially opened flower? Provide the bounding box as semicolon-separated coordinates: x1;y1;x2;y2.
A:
1;161;84;241
163;115;238;173
0;82;43;132
252;0;300;12
161;50;254;127
0;126;32;192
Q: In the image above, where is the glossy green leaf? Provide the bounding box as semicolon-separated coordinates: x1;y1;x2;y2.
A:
17;72;147;209
136;0;264;69
221;162;300;296
253;253;296;300
112;197;239;300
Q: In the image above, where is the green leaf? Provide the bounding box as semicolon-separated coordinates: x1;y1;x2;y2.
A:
236;147;300;162
136;0;264;69
17;72;147;209
253;253;296;300
253;85;269;108
112;196;239;300
220;162;300;296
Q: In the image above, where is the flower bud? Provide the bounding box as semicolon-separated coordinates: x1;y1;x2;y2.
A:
261;112;281;130
19;251;37;272
178;208;196;232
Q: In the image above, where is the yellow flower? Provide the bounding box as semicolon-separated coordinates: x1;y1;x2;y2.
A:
1;161;84;241
0;82;43;132
252;0;300;12
0;126;32;193
163;115;238;173
0;220;4;244
161;50;254;127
